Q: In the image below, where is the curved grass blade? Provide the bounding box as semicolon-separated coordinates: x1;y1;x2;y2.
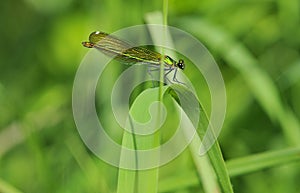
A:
178;17;300;146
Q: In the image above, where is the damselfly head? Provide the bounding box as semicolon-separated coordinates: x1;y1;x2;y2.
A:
177;59;185;70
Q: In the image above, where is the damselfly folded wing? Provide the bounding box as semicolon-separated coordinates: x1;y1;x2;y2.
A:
84;31;162;65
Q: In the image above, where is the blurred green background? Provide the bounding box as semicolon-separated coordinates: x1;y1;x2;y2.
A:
0;0;300;192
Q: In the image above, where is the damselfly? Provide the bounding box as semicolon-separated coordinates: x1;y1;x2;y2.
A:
82;31;185;84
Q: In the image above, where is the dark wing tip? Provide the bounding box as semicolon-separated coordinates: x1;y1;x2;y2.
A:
89;31;109;43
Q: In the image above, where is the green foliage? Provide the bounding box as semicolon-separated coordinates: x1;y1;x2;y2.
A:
1;0;300;192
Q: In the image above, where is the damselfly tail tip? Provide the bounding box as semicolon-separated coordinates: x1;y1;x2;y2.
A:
82;41;94;48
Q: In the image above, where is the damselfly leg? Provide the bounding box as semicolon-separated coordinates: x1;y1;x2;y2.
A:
147;65;185;85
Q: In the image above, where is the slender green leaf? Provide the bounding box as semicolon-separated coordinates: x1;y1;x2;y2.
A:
158;171;199;192
226;146;300;177
0;178;23;193
159;147;300;192
178;17;300;146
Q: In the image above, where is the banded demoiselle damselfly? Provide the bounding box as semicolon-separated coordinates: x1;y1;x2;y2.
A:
82;31;185;84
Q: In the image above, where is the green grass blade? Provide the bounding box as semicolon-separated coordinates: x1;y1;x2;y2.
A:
226;146;300;177
178;17;300;146
145;12;233;193
118;84;234;193
117;87;164;193
0;178;23;193
158;171;199;192
277;60;300;89
117;131;137;193
159;146;300;192
169;85;233;193
66;136;109;192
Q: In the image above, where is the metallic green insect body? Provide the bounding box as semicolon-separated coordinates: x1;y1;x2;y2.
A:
82;31;185;84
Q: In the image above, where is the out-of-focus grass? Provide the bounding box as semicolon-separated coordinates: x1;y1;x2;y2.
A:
177;17;300;146
1;0;300;192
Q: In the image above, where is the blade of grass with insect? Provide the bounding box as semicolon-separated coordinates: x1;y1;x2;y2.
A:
118;82;228;193
117;6;169;193
146;11;233;193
